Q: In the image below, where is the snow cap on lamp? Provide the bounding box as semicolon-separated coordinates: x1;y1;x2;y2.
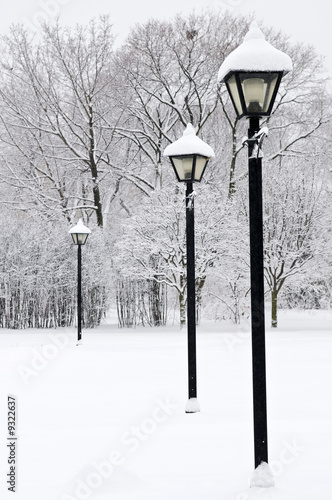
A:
164;123;215;158
218;21;293;83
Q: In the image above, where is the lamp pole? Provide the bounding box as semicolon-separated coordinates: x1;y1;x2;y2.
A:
248;116;268;467
69;219;91;344
77;242;82;342
164;124;215;412
186;181;197;402
217;22;292;474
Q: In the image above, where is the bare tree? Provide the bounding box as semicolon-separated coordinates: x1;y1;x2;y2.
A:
263;156;326;327
115;11;250;189
0;18;126;227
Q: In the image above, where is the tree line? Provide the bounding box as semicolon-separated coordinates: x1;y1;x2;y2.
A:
0;10;331;329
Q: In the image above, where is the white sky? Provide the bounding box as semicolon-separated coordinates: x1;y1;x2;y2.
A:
0;0;331;75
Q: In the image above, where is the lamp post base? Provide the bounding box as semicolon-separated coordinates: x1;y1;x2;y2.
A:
185;398;200;414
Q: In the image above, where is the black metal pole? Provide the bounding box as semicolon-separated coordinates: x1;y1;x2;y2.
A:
186;181;197;404
77;243;82;343
248;116;268;468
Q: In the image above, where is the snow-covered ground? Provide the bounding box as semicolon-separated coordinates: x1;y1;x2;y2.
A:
0;309;332;499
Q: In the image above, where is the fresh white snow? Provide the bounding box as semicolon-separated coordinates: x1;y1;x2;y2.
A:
69;218;92;235
0;309;332;499
250;461;275;488
163;123;215;158
218;22;293;82
185;397;200;414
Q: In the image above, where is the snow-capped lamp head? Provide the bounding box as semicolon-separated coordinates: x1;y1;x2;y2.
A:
69;219;91;245
218;21;292;119
163;124;215;182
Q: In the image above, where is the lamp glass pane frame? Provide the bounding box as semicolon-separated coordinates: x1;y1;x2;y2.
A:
71;233;89;245
170;154;210;183
225;71;283;118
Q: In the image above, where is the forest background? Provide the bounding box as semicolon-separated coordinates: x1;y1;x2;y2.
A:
0;10;331;330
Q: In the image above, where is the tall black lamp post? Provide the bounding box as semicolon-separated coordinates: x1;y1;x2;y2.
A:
69;219;91;344
164;124;215;413
218;22;292;475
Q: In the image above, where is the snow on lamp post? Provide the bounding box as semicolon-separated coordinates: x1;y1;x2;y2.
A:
218;22;292;483
164;124;215;413
69;219;91;344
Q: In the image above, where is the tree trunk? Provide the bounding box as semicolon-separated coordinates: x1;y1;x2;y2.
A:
271;286;278;328
149;279;167;326
196;276;206;325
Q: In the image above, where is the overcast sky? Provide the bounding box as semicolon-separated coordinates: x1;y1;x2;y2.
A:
0;0;331;75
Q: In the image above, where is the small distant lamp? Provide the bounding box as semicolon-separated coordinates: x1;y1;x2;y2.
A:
69;219;91;246
69;219;91;343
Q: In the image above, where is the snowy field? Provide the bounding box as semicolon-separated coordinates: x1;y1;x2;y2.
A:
0;309;332;499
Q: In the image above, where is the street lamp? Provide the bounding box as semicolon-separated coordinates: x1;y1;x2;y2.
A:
69;219;91;344
218;22;292;479
164;123;215;413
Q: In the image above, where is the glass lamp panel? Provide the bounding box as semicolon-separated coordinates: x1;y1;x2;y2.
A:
194;155;209;182
226;74;243;115
262;74;279;112
240;73;279;115
77;233;89;245
71;233;78;245
172;156;194;181
71;233;89;245
241;77;265;114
